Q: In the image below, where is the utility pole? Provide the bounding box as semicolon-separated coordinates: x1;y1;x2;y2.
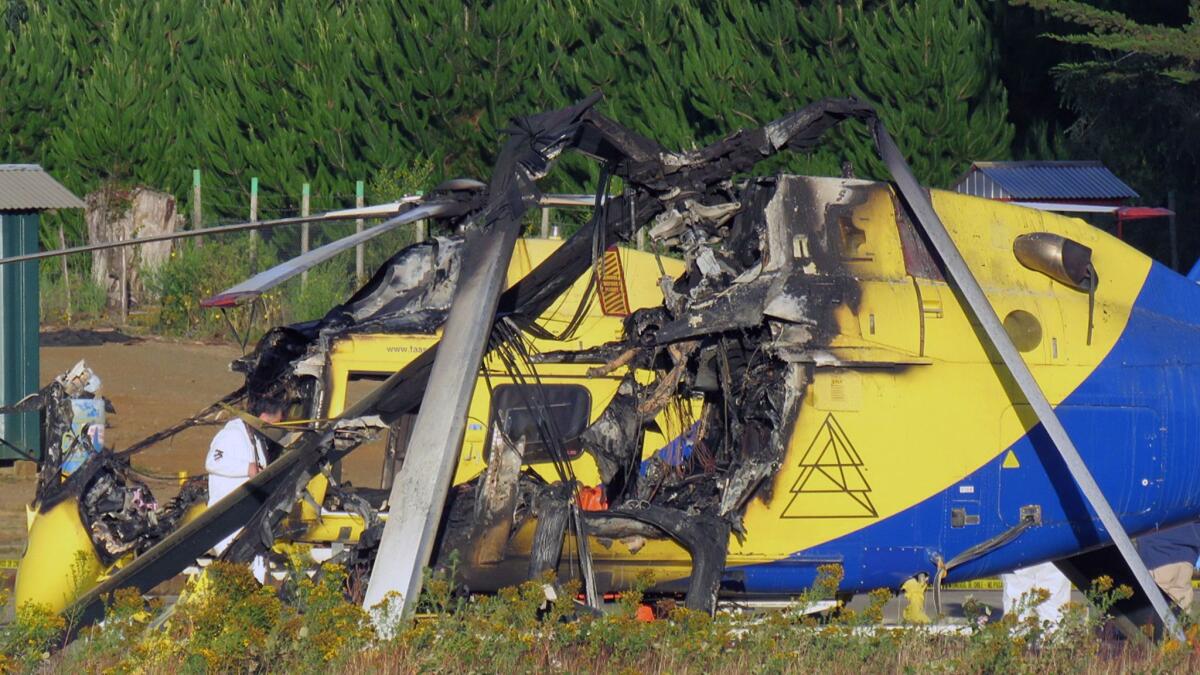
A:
301;182;310;287
540;207;550;238
355;180;365;282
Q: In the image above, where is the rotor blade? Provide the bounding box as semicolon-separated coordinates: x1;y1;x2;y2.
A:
0;193;597;269
331;193;601;214
362;217;523;626
0;209;387;267
871;119;1184;641
324;195;422;219
201;201;453;308
63;197;616;637
359;94;609;627
538;193;602;208
201;194;601;308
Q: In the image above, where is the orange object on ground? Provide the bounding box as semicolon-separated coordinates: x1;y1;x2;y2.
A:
635;604;655;622
577;485;608;511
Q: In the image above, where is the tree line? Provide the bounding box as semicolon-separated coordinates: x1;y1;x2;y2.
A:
0;0;1011;236
1;1;1196;269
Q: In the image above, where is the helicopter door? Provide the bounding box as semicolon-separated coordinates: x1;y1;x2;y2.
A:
895;201;947;360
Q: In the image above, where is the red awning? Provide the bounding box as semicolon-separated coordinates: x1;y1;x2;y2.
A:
1116;206;1174;221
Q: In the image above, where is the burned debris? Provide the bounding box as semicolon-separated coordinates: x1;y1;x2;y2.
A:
76;456;206;564
542;173;861;611
9;362;208;564
231;234;465;407
218;96;884;613
62;94;957;630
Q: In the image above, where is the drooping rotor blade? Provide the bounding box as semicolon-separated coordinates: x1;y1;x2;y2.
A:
324;193;597;218
0;191;600;271
324;195;422;219
360;95;606;630
0;203;413;267
871;120;1184;640
362;213;524;627
201;201;454;308
538;194;601;208
63;191;621;639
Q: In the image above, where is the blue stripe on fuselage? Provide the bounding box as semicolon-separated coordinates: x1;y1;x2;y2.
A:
731;262;1200;595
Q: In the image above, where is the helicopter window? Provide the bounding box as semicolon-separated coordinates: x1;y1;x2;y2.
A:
485;384;591;464
1003;309;1042;352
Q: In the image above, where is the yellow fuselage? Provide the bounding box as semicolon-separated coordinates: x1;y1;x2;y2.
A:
21;176;1179;609
287;180;1157;594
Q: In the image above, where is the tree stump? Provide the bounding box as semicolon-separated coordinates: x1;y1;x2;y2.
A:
86;186;183;310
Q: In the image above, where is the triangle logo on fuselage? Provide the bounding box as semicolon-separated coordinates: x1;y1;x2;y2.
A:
781;413;878;519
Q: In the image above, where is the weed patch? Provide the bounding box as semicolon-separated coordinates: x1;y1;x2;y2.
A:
15;563;1200;674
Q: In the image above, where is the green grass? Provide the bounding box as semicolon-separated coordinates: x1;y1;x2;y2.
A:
39;269;109;326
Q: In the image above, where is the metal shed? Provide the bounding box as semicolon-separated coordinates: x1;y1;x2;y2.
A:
0;165;84;461
954;160;1182;268
953;161;1138;204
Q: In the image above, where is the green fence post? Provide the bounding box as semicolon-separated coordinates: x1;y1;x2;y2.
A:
355;180;365;282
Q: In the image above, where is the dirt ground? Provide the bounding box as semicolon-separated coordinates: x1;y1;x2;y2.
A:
41;333;244;475
0;330;389;562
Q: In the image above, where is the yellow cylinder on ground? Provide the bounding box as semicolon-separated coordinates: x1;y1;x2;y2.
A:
15;499;103;614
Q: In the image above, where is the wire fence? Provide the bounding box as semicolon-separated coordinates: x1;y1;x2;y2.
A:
37;170;608;339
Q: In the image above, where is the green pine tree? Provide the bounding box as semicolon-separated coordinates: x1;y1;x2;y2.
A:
1014;0;1200;266
844;0;1014;186
3;0;1021;250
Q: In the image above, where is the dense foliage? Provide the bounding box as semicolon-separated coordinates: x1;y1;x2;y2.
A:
1013;0;1200;267
0;0;1013;241
5;0;1199;319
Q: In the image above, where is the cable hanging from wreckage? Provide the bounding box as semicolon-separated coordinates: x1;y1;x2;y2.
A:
229;94;880;613
33;92;1169;639
29;94;877;625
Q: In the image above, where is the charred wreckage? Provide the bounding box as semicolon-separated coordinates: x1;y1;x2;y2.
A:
26;94;970;627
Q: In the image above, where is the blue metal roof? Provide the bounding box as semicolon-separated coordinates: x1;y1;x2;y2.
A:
955;161;1138;201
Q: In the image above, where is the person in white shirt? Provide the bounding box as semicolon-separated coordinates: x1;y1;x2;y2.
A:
205;395;285;582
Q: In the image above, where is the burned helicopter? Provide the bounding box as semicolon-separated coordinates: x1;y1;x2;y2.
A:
8;95;1199;640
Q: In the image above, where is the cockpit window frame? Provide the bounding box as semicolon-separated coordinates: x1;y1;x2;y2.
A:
892;194;946;281
483;383;592;464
